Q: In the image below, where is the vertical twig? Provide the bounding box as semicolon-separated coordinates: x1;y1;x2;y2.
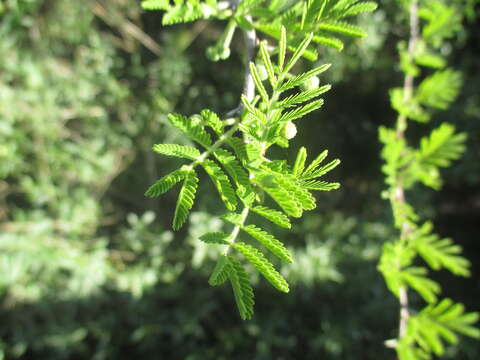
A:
224;15;257;250
242;15;257;102
226;15;257;117
396;0;419;138
395;0;419;343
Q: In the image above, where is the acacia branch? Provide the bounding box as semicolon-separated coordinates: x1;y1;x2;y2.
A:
396;0;419;343
223;16;256;249
396;0;419;138
242;17;257;103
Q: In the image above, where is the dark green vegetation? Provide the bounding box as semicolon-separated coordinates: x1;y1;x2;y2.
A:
0;0;478;359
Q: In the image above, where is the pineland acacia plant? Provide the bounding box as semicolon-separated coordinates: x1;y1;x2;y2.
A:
378;0;479;359
142;0;478;355
142;0;377;319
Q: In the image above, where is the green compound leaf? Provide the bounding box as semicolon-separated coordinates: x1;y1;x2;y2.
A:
396;342;428;360
259;41;277;88
278;64;331;92
233;242;290;293
200;109;224;135
145;168;188;197
227;256;255;320
214;149;251;190
422;299;480;339
390;87;431;123
416;70;462;110
255;174;303;218
208;255;230;286
417;123;466;168
301;149;341;180
274;172;316;211
402;267;441;303
378;242;416;298
162;2;205;25
200;232;231;245
412;123;466;189
337;2;378;18
254;25;319;61
237;0;267;13
302;149;327;173
141;0;169;10
242;224;293;262
152;144;200;160
202;160;237;211
302;0;325;28
410;222;470;276
221;212;244;226
245;142;264;166
278;25;287;71
241;94;267;123
262;159;290;173
413;44;446;68
173;169;199;230
312;35;344;51
292;147;308;177
419;1;462;46
380;253;441;304
379;126;413;189
301;180;340;191
318;21;367;37
168;113;212;148
227;137;249;163
251;205;291;229
402;299;480;357
283;32;313;74
278;99;324;123
249;62;269;102
278;85;331;109
302;158;341;180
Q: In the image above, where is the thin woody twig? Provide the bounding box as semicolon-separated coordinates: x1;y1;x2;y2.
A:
242;16;257;103
396;0;419;345
225;15;257;117
90;1;162;55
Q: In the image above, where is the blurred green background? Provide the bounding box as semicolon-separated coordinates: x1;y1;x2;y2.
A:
0;0;478;359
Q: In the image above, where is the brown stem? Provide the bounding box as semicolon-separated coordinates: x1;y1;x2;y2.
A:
242;17;257;103
226;15;257;118
395;0;419;346
396;0;419;138
90;1;162;55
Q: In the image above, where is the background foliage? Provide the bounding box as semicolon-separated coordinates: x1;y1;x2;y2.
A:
0;0;478;359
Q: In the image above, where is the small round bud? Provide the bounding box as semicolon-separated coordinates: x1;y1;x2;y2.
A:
206;46;220;61
219;47;230;60
284;121;297;140
300;76;320;91
206;46;230;61
191;115;203;125
256;64;268;81
217;1;230;11
200;4;214;18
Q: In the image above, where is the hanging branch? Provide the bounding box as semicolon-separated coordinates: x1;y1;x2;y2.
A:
395;0;419;341
379;0;479;358
142;0;373;319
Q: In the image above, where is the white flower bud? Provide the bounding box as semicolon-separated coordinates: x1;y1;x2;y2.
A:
300;76;320;91
284;121;297;139
256;64;268;81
